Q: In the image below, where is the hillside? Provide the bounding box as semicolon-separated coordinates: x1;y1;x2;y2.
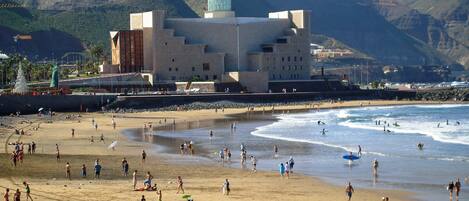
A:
374;0;469;69
0;0;464;70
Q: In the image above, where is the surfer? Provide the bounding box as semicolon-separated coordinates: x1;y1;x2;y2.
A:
437;123;441;128
209;130;213;142
358;145;362;157
273;145;278;157
456;121;461;126
383;125;386;132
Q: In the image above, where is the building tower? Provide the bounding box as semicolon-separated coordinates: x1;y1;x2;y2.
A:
205;0;235;18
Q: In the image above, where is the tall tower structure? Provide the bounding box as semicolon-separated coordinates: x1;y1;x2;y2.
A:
205;0;235;18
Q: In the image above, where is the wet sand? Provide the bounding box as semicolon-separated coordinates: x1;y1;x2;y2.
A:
0;100;439;201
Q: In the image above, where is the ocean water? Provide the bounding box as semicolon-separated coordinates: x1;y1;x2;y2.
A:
138;104;469;201
252;104;469;200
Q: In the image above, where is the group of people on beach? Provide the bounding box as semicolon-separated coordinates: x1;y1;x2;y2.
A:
9;141;36;167
447;179;462;201
278;157;295;179
3;182;32;201
179;141;195;155
64;159;102;180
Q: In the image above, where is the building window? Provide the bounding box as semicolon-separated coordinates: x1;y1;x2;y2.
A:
288;56;291;62
171;76;176;80
300;66;303;70
282;66;285;70
172;58;175;62
288;66;291;70
272;74;276;79
175;68;179;72
168;68;172;71
205;75;209;80
164;42;168;46
203;63;210;71
213;75;218;80
279;75;282;79
294;56;297;62
192;67;195;71
295;65;297;70
300;57;303;61
282;57;285;62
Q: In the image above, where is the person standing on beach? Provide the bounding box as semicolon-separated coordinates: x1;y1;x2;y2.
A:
140;195;146;201
11;151;17;167
71;128;75;138
455;178;461;200
94;162;102;179
13;189;20;201
4;188;9;201
22;182;32;201
240;150;246;167
133;170;138;190
448;181;455;200
345;182;354;201
279;163;285;178
81;164;87;178
209;130;213;142
372;159;379;176
31;142;36;154
142;150;147;164
289;156;295;174
65;162;71;180
250;156;257;172
285;161;290;179
222;179;230;196
176;176;184;194
156;189;162;201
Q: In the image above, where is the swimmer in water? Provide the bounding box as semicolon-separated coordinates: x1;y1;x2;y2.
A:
320;128;327;135
417;142;424;150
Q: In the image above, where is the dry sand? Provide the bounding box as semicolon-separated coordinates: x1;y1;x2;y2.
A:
0;100;441;201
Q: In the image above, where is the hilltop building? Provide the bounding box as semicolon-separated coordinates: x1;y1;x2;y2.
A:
107;0;312;92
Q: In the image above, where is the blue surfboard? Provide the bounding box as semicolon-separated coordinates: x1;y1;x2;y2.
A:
342;155;360;160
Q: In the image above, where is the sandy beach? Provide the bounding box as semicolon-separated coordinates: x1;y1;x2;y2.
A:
0;100;443;201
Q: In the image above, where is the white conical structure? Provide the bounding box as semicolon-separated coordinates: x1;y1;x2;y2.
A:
12;63;29;94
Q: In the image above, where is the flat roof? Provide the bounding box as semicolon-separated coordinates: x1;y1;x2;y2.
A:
166;17;288;25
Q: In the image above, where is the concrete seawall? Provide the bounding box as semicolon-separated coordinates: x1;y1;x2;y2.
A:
111;90;416;109
0;90;416;115
0;95;117;115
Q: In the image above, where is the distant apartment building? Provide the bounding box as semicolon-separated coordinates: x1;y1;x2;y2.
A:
107;0;312;92
311;43;353;60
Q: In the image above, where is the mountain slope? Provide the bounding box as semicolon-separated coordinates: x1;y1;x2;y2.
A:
0;0;462;70
375;0;469;69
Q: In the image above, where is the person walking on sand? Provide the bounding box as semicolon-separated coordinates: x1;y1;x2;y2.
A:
222;179;230;196
140;195;146;201
448;181;455;200
176;176;184;194
133;170;138;190
71;128;75;138
23;182;32;201
13;189;20;201
345;182;354;201
123;161;129;177
455;178;461;200
65;162;71;180
4;188;9;201
100;134;105;143
285;161;290;178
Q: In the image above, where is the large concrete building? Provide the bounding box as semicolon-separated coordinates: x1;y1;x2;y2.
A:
108;0;312;92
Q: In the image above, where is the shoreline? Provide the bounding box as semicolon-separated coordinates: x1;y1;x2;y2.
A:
1;100;460;201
